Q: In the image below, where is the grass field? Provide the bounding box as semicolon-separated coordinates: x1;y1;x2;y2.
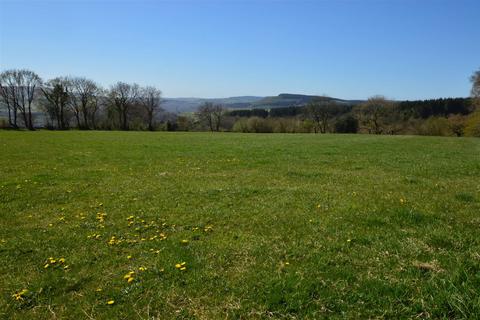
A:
1;131;479;319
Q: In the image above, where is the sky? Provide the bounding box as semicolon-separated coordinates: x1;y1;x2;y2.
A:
1;0;479;100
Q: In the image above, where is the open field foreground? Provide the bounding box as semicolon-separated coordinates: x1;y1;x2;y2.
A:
0;131;479;319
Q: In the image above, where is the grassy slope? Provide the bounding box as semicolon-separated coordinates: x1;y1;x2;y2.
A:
0;131;479;319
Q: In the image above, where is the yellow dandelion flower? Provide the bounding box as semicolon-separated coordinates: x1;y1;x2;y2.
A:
12;289;28;301
181;239;189;244
107;300;115;305
44;263;50;269
127;277;134;283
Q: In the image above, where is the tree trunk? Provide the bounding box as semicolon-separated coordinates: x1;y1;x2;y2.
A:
75;113;81;129
60;105;65;130
27;103;34;130
83;109;89;129
56;110;61;129
13;106;18;128
91;112;97;130
21;110;28;130
148;111;154;131
122;108;128;130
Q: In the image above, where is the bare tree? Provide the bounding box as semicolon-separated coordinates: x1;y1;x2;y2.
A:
17;70;42;130
139;86;163;131
305;98;339;133
108;82;139;130
471;68;480;108
197;102;225;132
90;88;103;130
355;96;392;134
70;77;101;129
0;69;42;130
0;70;19;128
41;78;71;130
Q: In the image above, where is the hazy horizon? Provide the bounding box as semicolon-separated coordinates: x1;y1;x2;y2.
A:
1;0;479;100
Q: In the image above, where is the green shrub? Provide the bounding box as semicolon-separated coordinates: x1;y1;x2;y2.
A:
247;117;273;133
447;114;467;137
464;111;480;137
232;118;249;132
419;117;453;136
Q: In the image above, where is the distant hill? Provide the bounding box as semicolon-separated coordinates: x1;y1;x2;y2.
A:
250;93;363;109
162;94;363;113
162;96;264;113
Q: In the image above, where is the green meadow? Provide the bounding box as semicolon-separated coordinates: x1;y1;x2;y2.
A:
1;131;479;319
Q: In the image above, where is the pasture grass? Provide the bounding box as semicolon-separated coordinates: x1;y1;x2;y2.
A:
0;131;479;319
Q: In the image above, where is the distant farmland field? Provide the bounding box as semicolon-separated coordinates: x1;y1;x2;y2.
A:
1;131;479;319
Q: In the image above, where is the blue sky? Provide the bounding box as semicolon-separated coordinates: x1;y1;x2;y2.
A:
1;0;479;99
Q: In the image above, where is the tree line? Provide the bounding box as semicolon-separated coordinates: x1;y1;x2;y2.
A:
0;69;165;131
1;67;479;136
194;69;480;137
194;96;479;136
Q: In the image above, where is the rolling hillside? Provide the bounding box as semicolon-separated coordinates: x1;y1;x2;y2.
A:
162;94;364;113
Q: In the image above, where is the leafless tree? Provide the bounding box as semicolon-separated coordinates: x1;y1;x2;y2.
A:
0;69;42;130
17;70;42;130
355;96;392;134
197;102;225;132
90;88;103;130
69;77;101;129
108;82;139;130
139;86;163;131
471;69;480;97
41;77;71;130
0;70;20;128
305;98;339;133
471;68;480;108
